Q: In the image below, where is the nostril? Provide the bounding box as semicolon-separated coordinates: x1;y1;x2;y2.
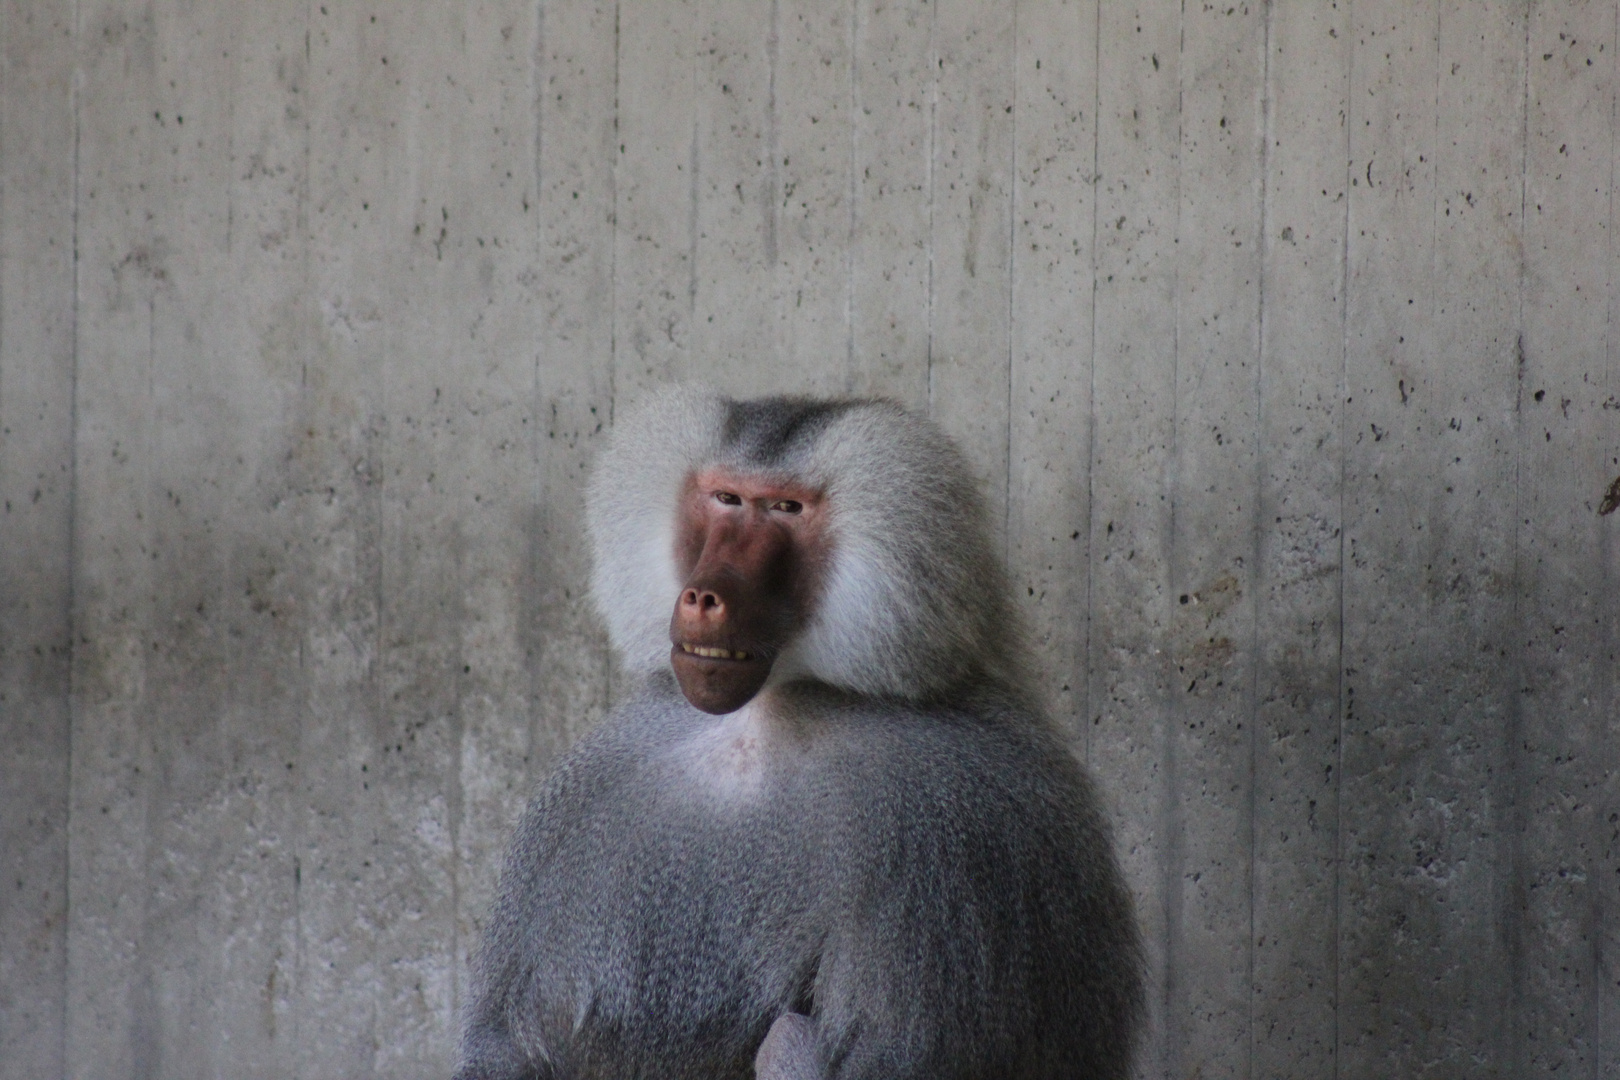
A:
679;588;724;615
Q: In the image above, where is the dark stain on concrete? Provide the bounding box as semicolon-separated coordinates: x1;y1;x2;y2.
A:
1599;475;1620;516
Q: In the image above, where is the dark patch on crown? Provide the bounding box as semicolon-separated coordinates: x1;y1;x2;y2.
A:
719;396;859;466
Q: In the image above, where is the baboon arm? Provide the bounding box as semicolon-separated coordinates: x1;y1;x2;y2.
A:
755;1013;823;1080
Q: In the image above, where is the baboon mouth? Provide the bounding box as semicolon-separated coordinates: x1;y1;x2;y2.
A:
678;643;754;662
670;644;774;714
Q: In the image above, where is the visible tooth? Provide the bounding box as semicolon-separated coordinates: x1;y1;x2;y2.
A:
680;644;750;660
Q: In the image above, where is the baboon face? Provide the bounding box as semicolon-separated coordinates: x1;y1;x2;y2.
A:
668;467;827;714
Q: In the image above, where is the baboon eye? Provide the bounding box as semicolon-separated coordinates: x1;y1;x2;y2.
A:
771;500;803;515
715;491;743;506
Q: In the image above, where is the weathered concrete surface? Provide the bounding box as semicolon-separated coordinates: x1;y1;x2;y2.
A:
0;3;75;1078
2;2;1617;1078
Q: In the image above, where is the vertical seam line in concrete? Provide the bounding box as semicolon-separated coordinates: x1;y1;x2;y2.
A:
295;8;316;1073
601;0;623;705
367;289;385;1071
1083;0;1101;767
607;0;621;423
0;19;5;485
64;0;83;1070
844;0;856;392
1421;13;1444;1071
1;16;6;454
1506;4;1533;1073
529;0;547;771
764;0;779;275
448;539;466;1028
1005;0;1016;567
687;7;700;348
1332;5;1355;1078
224;31;236;256
925;0;937;415
219;15;246;1054
1598;9;1620;1073
610;0;623;705
1251;4;1276;1075
1428;7;1441;373
1162;0;1188;1058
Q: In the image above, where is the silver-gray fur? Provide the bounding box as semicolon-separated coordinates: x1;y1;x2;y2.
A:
457;388;1143;1080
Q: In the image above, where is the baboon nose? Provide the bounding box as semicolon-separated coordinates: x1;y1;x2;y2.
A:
681;588;724;615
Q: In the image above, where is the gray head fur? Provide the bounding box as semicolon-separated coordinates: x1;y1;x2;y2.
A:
586;386;1023;702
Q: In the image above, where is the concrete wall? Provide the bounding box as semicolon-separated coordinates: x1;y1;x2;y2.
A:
2;1;1616;1076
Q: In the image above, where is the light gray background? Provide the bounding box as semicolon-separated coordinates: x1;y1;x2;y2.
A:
2;1;1617;1077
